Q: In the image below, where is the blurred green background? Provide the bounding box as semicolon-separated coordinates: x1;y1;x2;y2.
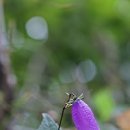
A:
1;0;130;130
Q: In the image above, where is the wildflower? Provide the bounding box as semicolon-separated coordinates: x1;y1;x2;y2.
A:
72;99;100;130
58;93;100;130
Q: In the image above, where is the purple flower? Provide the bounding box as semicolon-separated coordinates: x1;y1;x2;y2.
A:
72;99;100;130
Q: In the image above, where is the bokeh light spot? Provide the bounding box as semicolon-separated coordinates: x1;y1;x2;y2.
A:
76;60;97;83
25;16;48;40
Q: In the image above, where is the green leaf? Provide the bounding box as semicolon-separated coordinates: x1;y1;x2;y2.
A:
37;113;60;130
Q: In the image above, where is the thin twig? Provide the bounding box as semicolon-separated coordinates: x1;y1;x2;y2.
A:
58;93;72;130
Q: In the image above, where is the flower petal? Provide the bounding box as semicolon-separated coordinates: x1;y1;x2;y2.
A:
72;99;100;130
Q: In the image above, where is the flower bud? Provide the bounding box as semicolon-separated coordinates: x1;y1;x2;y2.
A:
72;99;100;130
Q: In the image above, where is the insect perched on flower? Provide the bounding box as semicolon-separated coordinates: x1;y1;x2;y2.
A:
58;93;100;130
